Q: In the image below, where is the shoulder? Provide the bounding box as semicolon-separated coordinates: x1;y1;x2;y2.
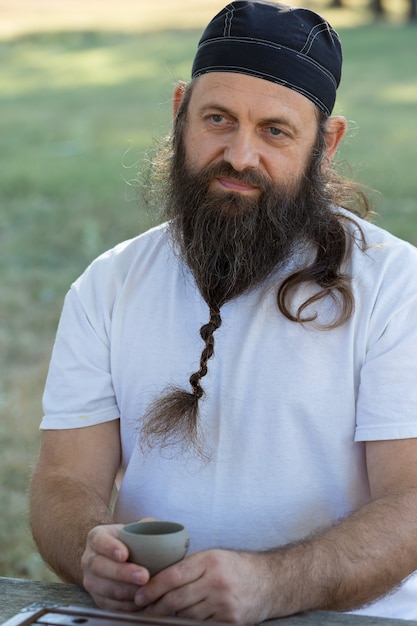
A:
74;222;173;288
62;222;180;320
340;209;417;270
91;221;171;271
339;209;417;313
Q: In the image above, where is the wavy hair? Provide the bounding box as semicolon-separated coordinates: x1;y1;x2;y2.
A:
170;82;372;328
139;80;372;455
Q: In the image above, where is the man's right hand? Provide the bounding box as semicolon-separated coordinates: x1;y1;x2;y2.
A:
81;523;151;612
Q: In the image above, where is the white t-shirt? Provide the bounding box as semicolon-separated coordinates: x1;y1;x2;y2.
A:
42;214;417;619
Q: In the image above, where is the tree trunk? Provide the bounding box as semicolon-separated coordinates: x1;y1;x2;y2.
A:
370;0;385;16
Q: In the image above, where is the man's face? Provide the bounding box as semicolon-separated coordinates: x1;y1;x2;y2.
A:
174;72;320;201
165;74;331;311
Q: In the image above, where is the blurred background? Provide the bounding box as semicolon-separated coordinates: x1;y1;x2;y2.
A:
1;0;416;582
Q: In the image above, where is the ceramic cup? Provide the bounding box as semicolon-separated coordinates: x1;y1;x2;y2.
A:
118;521;190;576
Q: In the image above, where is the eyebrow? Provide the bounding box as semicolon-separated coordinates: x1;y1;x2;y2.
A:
197;103;299;134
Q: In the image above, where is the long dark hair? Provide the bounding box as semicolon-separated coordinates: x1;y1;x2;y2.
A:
171;82;371;329
139;81;372;456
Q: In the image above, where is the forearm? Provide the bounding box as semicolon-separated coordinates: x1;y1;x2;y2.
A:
263;489;417;617
30;471;114;586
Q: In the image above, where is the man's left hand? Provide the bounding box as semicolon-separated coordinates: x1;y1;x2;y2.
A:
134;549;272;624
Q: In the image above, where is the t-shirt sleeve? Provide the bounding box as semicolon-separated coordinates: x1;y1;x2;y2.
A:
41;274;120;429
355;297;417;442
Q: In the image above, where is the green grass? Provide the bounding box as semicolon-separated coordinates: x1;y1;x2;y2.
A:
335;24;417;238
1;17;416;581
1;28;197;582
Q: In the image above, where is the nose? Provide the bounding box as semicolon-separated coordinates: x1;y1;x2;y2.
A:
223;128;260;171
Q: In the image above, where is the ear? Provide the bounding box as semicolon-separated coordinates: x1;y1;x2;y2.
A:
323;116;348;166
172;81;188;119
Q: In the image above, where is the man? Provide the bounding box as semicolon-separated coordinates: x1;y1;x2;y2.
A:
30;1;417;623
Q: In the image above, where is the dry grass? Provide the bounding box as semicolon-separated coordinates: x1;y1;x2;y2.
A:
0;0;410;40
0;0;231;38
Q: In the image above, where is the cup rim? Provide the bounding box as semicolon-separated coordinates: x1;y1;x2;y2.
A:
121;521;186;536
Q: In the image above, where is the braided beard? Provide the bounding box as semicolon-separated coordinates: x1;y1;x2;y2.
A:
139;120;330;457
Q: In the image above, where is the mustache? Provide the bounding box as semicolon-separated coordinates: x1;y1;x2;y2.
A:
192;161;275;193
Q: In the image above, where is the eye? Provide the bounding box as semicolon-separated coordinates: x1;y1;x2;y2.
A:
204;113;232;131
268;126;283;137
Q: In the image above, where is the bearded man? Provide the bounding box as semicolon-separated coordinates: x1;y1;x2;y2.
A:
30;2;417;623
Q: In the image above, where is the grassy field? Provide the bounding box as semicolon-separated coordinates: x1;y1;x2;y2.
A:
1;0;416;582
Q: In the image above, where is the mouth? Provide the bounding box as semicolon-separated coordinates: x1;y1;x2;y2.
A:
213;176;260;195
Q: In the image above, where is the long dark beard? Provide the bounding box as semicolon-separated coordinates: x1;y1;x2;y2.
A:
167;154;329;311
139;115;332;458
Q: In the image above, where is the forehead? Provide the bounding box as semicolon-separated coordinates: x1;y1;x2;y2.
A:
188;72;318;128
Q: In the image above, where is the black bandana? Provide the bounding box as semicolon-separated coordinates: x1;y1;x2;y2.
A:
192;1;342;116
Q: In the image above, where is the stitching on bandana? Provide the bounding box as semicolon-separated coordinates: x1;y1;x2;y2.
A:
300;22;335;56
193;65;328;112
197;36;337;85
224;4;235;37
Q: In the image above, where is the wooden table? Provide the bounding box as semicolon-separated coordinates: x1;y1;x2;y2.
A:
0;577;95;623
2;577;417;626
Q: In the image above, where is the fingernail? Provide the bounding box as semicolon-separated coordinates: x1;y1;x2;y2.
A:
132;572;146;585
135;592;145;606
